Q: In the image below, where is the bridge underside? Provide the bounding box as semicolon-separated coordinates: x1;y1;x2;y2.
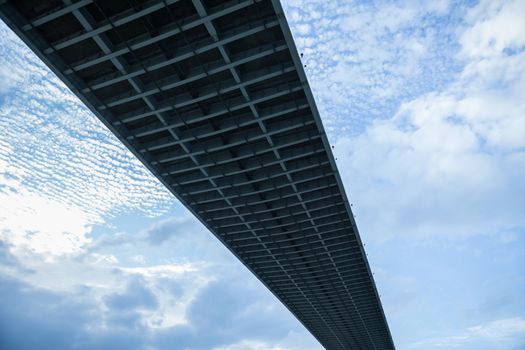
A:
0;0;394;349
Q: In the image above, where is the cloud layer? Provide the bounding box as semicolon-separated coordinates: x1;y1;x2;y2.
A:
330;0;525;241
0;22;173;255
0;262;320;350
282;0;463;136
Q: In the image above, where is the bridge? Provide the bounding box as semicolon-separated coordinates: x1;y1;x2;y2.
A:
0;1;395;349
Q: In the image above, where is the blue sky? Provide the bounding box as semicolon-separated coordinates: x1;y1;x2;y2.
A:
0;0;524;349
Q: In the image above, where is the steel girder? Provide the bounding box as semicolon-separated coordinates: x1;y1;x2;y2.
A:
0;1;395;349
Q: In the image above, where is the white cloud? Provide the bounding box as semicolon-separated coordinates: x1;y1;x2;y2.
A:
0;22;174;257
0;191;92;256
295;23;311;35
213;330;321;350
332;0;525;241
460;0;525;59
0;155;92;255
213;339;289;350
116;262;213;329
120;263;198;277
282;0;459;135
1;249;211;330
132;254;146;264
0;64;22;93
411;317;525;348
88;253;119;265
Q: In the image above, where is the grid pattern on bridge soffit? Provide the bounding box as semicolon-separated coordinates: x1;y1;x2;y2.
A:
0;0;395;349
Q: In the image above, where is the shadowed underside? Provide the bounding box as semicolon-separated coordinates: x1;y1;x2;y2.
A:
0;0;395;348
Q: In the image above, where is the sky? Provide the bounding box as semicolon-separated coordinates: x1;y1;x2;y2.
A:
0;0;524;349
